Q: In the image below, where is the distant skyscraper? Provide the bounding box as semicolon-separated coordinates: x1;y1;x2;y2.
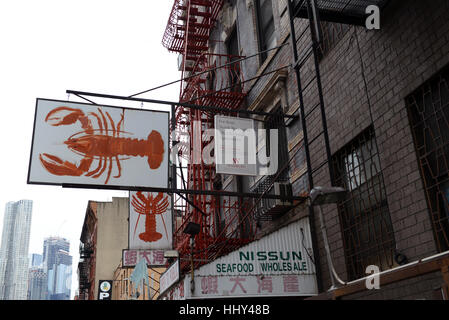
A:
0;200;33;300
29;253;42;268
27;253;45;300
28;267;47;300
42;237;72;300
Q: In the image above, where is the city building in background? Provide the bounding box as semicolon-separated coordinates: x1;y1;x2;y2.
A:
0;200;33;300
29;253;42;268
28;267;47;300
77;198;128;300
76;197;167;300
42;237;72;300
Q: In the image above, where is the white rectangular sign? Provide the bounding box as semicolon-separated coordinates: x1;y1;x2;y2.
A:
28;98;169;189
159;259;180;296
214;115;257;176
129;191;173;250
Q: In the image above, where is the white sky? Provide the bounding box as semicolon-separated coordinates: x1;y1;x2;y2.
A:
0;0;180;298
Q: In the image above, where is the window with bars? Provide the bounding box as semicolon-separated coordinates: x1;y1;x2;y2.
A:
332;127;396;280
406;65;449;252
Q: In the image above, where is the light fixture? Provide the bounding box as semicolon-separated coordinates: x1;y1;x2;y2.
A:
394;251;408;266
183;222;201;238
309;186;347;291
164;250;179;259
309;186;347;206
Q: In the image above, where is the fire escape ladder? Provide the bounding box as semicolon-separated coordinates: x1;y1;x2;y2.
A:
287;0;335;202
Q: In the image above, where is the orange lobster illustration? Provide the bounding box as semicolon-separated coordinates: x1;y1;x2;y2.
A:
131;192;170;242
39;106;165;184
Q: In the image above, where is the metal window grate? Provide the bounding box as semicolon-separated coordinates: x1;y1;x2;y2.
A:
406;65;449;252
332;126;395;280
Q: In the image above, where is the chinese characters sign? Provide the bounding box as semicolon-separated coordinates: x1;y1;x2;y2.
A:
122;249;167;267
162;274;317;299
194;274;317;298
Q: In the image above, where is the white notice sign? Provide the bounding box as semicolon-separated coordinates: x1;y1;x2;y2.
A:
214;115;257;176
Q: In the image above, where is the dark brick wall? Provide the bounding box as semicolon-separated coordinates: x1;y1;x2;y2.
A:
311;0;449;296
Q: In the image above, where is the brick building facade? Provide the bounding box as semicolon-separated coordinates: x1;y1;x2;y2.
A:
162;0;449;300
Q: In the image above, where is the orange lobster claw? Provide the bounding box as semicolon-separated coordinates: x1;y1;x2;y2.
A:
45;107;93;133
39;153;93;176
147;130;165;169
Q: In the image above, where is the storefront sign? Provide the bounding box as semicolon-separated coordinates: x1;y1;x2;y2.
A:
160;218;318;299
28;98;169;190
122;249;167;267
196;217;315;278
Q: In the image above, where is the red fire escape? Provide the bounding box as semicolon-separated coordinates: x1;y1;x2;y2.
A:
163;0;254;271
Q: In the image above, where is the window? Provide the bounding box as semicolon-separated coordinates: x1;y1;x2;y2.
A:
332;127;395;280
227;27;241;93
255;0;276;64
406;65;449;252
